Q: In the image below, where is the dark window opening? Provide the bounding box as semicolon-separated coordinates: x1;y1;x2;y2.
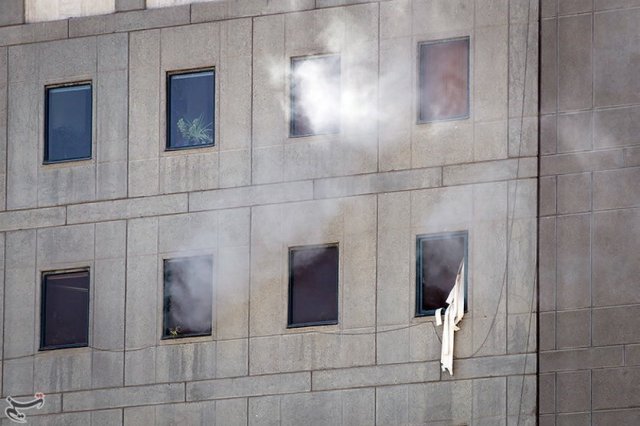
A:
167;69;215;150
45;83;92;163
290;55;341;137
288;244;339;327
418;37;470;123
416;231;468;317
163;256;213;339
40;270;90;350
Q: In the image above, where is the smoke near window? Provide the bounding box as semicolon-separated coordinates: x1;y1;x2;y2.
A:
163;256;213;339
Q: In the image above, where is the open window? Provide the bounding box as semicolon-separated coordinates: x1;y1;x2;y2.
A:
418;37;470;123
163;256;213;339
166;69;215;150
290;55;341;137
45;83;92;163
40;270;90;350
288;244;339;327
416;231;468;316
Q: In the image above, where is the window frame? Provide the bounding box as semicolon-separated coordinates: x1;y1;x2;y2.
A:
161;255;214;340
415;231;469;317
39;269;91;351
287;243;340;328
416;36;470;124
44;81;93;164
165;68;216;152
289;54;341;138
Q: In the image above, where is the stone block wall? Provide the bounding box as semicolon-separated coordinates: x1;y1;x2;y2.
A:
539;0;640;424
0;0;538;424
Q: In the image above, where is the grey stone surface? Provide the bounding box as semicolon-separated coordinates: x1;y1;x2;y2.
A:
116;0;146;12
63;383;185;411
556;370;590;412
187;372;311;401
592;366;640;409
539;346;624;372
0;0;23;27
556;173;591;214
67;194;188;223
0;20;67;47
558;14;592;111
593;167;640;210
312;362;440;391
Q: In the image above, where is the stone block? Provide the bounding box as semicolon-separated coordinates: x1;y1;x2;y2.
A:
157;211;217;254
593;167;640;210
475;25;509;121
38;37;96;82
94;259;126;349
443;354;536;379
125;255;158;348
594;105;640;149
539;373;556;414
279;389;375;426
252;146;284;184
69;5;190;37
412;121;474;169
63;383;185;411
507;313;536;354
0;0;24;27
34;351;92;393
593;305;640;346
376;385;409;426
539;346;624;372
124;347;156;386
4;267;36;358
540;114;557;155
592;366;640;409
2;358;34;397
540;149;624;176
313;362;440;391
557;413;591;426
539;176;556;216
557;172;591;214
37;165;97;207
92;351;124;389
473;378;507;418
96;72;128;160
0;20;68;48
558;14;592;111
95;221;126;260
191;0;315;22
37;224;94;266
556;214;590;309
216;247;250;340
556;309;590;349
559;0;593;14
189;181;313;212
216;339;248;378
443;158;537;186
596;0;640;10
155;341;217;383
557;111;592;153
592;209;640;306
116;0;146;12
542;0;557;17
539;312;556;351
67;194;187;224
594;9;640;106
625;147;640;167
0;207;66;232
97;161;128;199
218;149;251;189
540;19;558;113
411;0;474;34
186;372;310;401
557;370;591;412
593;409;640;426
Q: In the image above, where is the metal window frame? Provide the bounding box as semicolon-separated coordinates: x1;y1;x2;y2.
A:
165;68;216;151
44;82;93;164
415;230;469;317
416;36;471;124
289;54;341;138
287;243;340;328
161;255;214;340
39;269;91;351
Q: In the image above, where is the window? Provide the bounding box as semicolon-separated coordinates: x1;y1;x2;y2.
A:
290;55;341;137
416;231;468;316
288;244;339;327
45;83;92;163
166;69;215;150
418;37;470;122
163;256;213;339
40;270;90;350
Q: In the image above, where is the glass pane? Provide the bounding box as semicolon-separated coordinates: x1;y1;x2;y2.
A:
419;234;466;313
167;70;215;149
290;55;341;137
419;38;469;122
45;84;92;162
289;245;339;326
163;256;213;338
42;271;90;349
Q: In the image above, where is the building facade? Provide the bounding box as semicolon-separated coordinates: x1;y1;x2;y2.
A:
0;0;633;424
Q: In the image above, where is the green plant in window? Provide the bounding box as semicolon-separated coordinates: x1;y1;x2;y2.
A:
177;114;213;145
168;326;182;338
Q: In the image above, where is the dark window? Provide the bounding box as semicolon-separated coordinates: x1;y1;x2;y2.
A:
40;270;90;350
418;38;470;122
163;256;213;339
288;244;339;327
167;70;215;150
416;232;468;316
290;55;341;137
45;83;92;163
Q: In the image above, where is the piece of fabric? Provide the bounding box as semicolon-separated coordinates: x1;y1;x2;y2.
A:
435;261;465;375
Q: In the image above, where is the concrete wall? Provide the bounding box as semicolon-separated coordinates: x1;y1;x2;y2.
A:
539;0;640;425
0;0;538;424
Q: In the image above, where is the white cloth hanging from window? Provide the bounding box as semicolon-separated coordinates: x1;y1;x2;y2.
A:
435;262;465;376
